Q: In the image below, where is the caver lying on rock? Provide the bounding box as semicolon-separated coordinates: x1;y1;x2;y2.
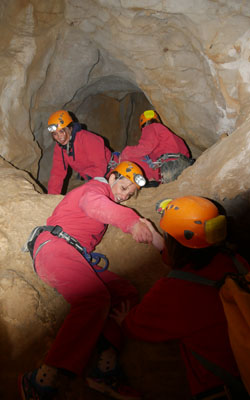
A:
19;161;163;400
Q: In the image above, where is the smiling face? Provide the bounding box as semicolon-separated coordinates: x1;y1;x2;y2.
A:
109;174;137;203
52;126;72;146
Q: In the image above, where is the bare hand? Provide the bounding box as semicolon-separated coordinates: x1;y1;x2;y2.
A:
139;218;164;251
131;220;153;243
110;300;131;326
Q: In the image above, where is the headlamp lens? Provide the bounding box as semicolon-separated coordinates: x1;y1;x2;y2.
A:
134;174;146;187
48;124;57;132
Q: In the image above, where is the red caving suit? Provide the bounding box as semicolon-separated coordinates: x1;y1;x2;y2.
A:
122;252;249;396
48;127;112;194
33;178;140;375
121;123;190;181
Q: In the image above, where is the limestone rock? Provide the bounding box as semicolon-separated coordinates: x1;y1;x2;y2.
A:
1;0;250;181
0;1;250;398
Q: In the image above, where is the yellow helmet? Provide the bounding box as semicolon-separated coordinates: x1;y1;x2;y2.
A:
160;196;227;248
139;110;160;129
48;110;73;132
112;161;146;188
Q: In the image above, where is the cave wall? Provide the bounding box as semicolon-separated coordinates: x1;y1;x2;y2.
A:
0;1;250;399
0;0;250;184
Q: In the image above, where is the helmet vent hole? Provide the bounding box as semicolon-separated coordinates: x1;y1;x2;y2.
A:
194;220;202;224
184;230;194;240
174;206;179;210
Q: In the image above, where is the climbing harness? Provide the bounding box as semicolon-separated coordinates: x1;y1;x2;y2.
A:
22;225;109;273
142;155;156;169
143;153;195;169
157;153;193;167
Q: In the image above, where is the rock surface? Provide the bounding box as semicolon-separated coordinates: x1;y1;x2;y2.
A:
0;0;250;398
0;1;250;188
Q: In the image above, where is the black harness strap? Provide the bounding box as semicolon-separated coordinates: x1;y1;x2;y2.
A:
23;225;109;273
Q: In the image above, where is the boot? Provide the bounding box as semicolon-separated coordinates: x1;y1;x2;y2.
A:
86;335;141;400
18;366;58;400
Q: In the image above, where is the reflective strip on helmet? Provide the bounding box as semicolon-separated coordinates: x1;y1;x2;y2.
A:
205;215;227;244
48;124;57;132
134;174;146;187
144;110;155;119
156;198;173;214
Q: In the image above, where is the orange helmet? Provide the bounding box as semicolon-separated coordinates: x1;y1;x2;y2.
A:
48;110;73;132
139;110;160;129
160;196;227;248
112;161;146;188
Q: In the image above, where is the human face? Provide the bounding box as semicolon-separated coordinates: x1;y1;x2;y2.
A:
52;126;71;146
109;174;137;203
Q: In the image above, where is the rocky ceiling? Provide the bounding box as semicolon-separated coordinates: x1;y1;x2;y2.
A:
0;1;250;399
1;0;250;185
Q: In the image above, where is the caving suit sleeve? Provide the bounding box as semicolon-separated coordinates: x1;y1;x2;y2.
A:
47;144;68;194
120;125;159;160
79;185;140;234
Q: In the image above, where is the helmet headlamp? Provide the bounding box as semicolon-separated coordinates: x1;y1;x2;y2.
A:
134;174;146;187
112;161;145;189
48;124;58;133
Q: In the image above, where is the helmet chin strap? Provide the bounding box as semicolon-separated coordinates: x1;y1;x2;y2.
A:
110;175;122;188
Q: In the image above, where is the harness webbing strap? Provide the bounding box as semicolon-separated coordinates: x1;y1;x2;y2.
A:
23;225;109;273
191;350;246;394
142;153;185;169
106;151;120;174
168;270;219;287
168;256;248;288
